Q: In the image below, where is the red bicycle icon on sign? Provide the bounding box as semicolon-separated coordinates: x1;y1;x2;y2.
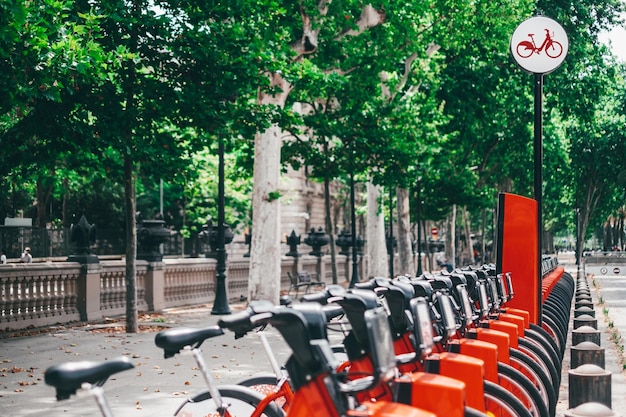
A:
516;28;563;58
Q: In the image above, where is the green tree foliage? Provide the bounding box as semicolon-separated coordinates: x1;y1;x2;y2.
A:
568;64;626;252
1;0;626;275
437;0;536;204
536;0;626;253
181;145;253;238
0;1;115;226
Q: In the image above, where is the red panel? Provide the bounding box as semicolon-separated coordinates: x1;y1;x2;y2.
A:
497;193;539;324
541;266;564;302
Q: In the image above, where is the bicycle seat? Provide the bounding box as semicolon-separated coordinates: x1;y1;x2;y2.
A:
429;275;453;291
407;279;433;300
266;303;333;389
382;284;414;336
322;304;344;322
331;289;382;354
45;356;134;400
218;300;275;338
354;276;393;291
449;273;467;287
155;326;224;358
300;284;345;304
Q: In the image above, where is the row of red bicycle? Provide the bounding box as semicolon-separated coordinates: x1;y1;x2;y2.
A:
45;263;572;417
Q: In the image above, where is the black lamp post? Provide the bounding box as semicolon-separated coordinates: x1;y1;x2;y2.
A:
304;227;330;279
211;135;230;315
244;231;252;258
336;228;363;284
574;208;580;265
285;230;301;276
387;185;395;278
336;229;353;283
416;181;423;275
286;230;301;257
67;215;99;264
200;219;234;258
386;233;397;277
137;218;171;262
349;172;360;287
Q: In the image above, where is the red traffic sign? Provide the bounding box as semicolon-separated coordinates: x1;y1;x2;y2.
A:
510;16;568;74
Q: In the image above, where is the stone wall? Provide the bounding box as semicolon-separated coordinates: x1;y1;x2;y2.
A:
0;254;347;331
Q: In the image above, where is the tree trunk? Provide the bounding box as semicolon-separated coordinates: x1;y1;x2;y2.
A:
62;177;69;228
462;206;474;266
424;221;433;272
396;187;414;276
248;125;282;304
324;175;339;284
124;155;138;333
35;178;53;228
366;182;388;278
248;72;290;304
447;205;457;269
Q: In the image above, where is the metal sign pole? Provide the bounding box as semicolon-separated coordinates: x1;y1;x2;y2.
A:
534;72;544;324
511;15;568;325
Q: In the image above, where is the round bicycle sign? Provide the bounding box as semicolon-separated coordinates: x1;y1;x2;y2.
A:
510;16;568;74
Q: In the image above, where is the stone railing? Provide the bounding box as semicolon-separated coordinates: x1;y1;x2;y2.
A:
0;263;83;330
0;254;352;331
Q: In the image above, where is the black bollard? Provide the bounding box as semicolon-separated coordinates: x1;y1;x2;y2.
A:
571;341;605;369
574;314;598;330
564;402;617;417
572;326;601;346
576;299;594;310
568;364;612;409
574;307;596;318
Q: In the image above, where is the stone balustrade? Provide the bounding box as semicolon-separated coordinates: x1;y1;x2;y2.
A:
0;254;346;331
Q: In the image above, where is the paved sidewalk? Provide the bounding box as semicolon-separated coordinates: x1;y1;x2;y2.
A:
555;260;626;416
0;303;295;417
1;256;625;417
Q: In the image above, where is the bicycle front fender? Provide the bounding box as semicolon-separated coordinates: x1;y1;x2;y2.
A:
174;384;284;417
517;41;534;50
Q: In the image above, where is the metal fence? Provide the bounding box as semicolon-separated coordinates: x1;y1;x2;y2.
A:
0;226;197;259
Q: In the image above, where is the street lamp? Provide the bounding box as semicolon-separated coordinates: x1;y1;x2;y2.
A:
415;180;423;275
244;231;252;258
388;186;394;278
285;230;301;277
211;134;230;315
304;227;330;279
349;173;359;287
386;233;396;277
574;208;580;265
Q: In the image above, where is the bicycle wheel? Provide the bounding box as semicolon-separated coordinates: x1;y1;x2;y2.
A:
497;362;549;417
517;337;560;393
237;374;291;410
543;301;568;331
528;323;561;361
238;374;281;392
523;329;562;373
509;348;556;417
484;380;532;417
516;42;534;58
546;40;563;58
542;315;566;355
174;385;285;417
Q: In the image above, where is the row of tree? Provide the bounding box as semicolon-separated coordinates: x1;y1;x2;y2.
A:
1;1;625;330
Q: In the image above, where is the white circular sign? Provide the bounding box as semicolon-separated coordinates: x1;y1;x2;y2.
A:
510;16;569;74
